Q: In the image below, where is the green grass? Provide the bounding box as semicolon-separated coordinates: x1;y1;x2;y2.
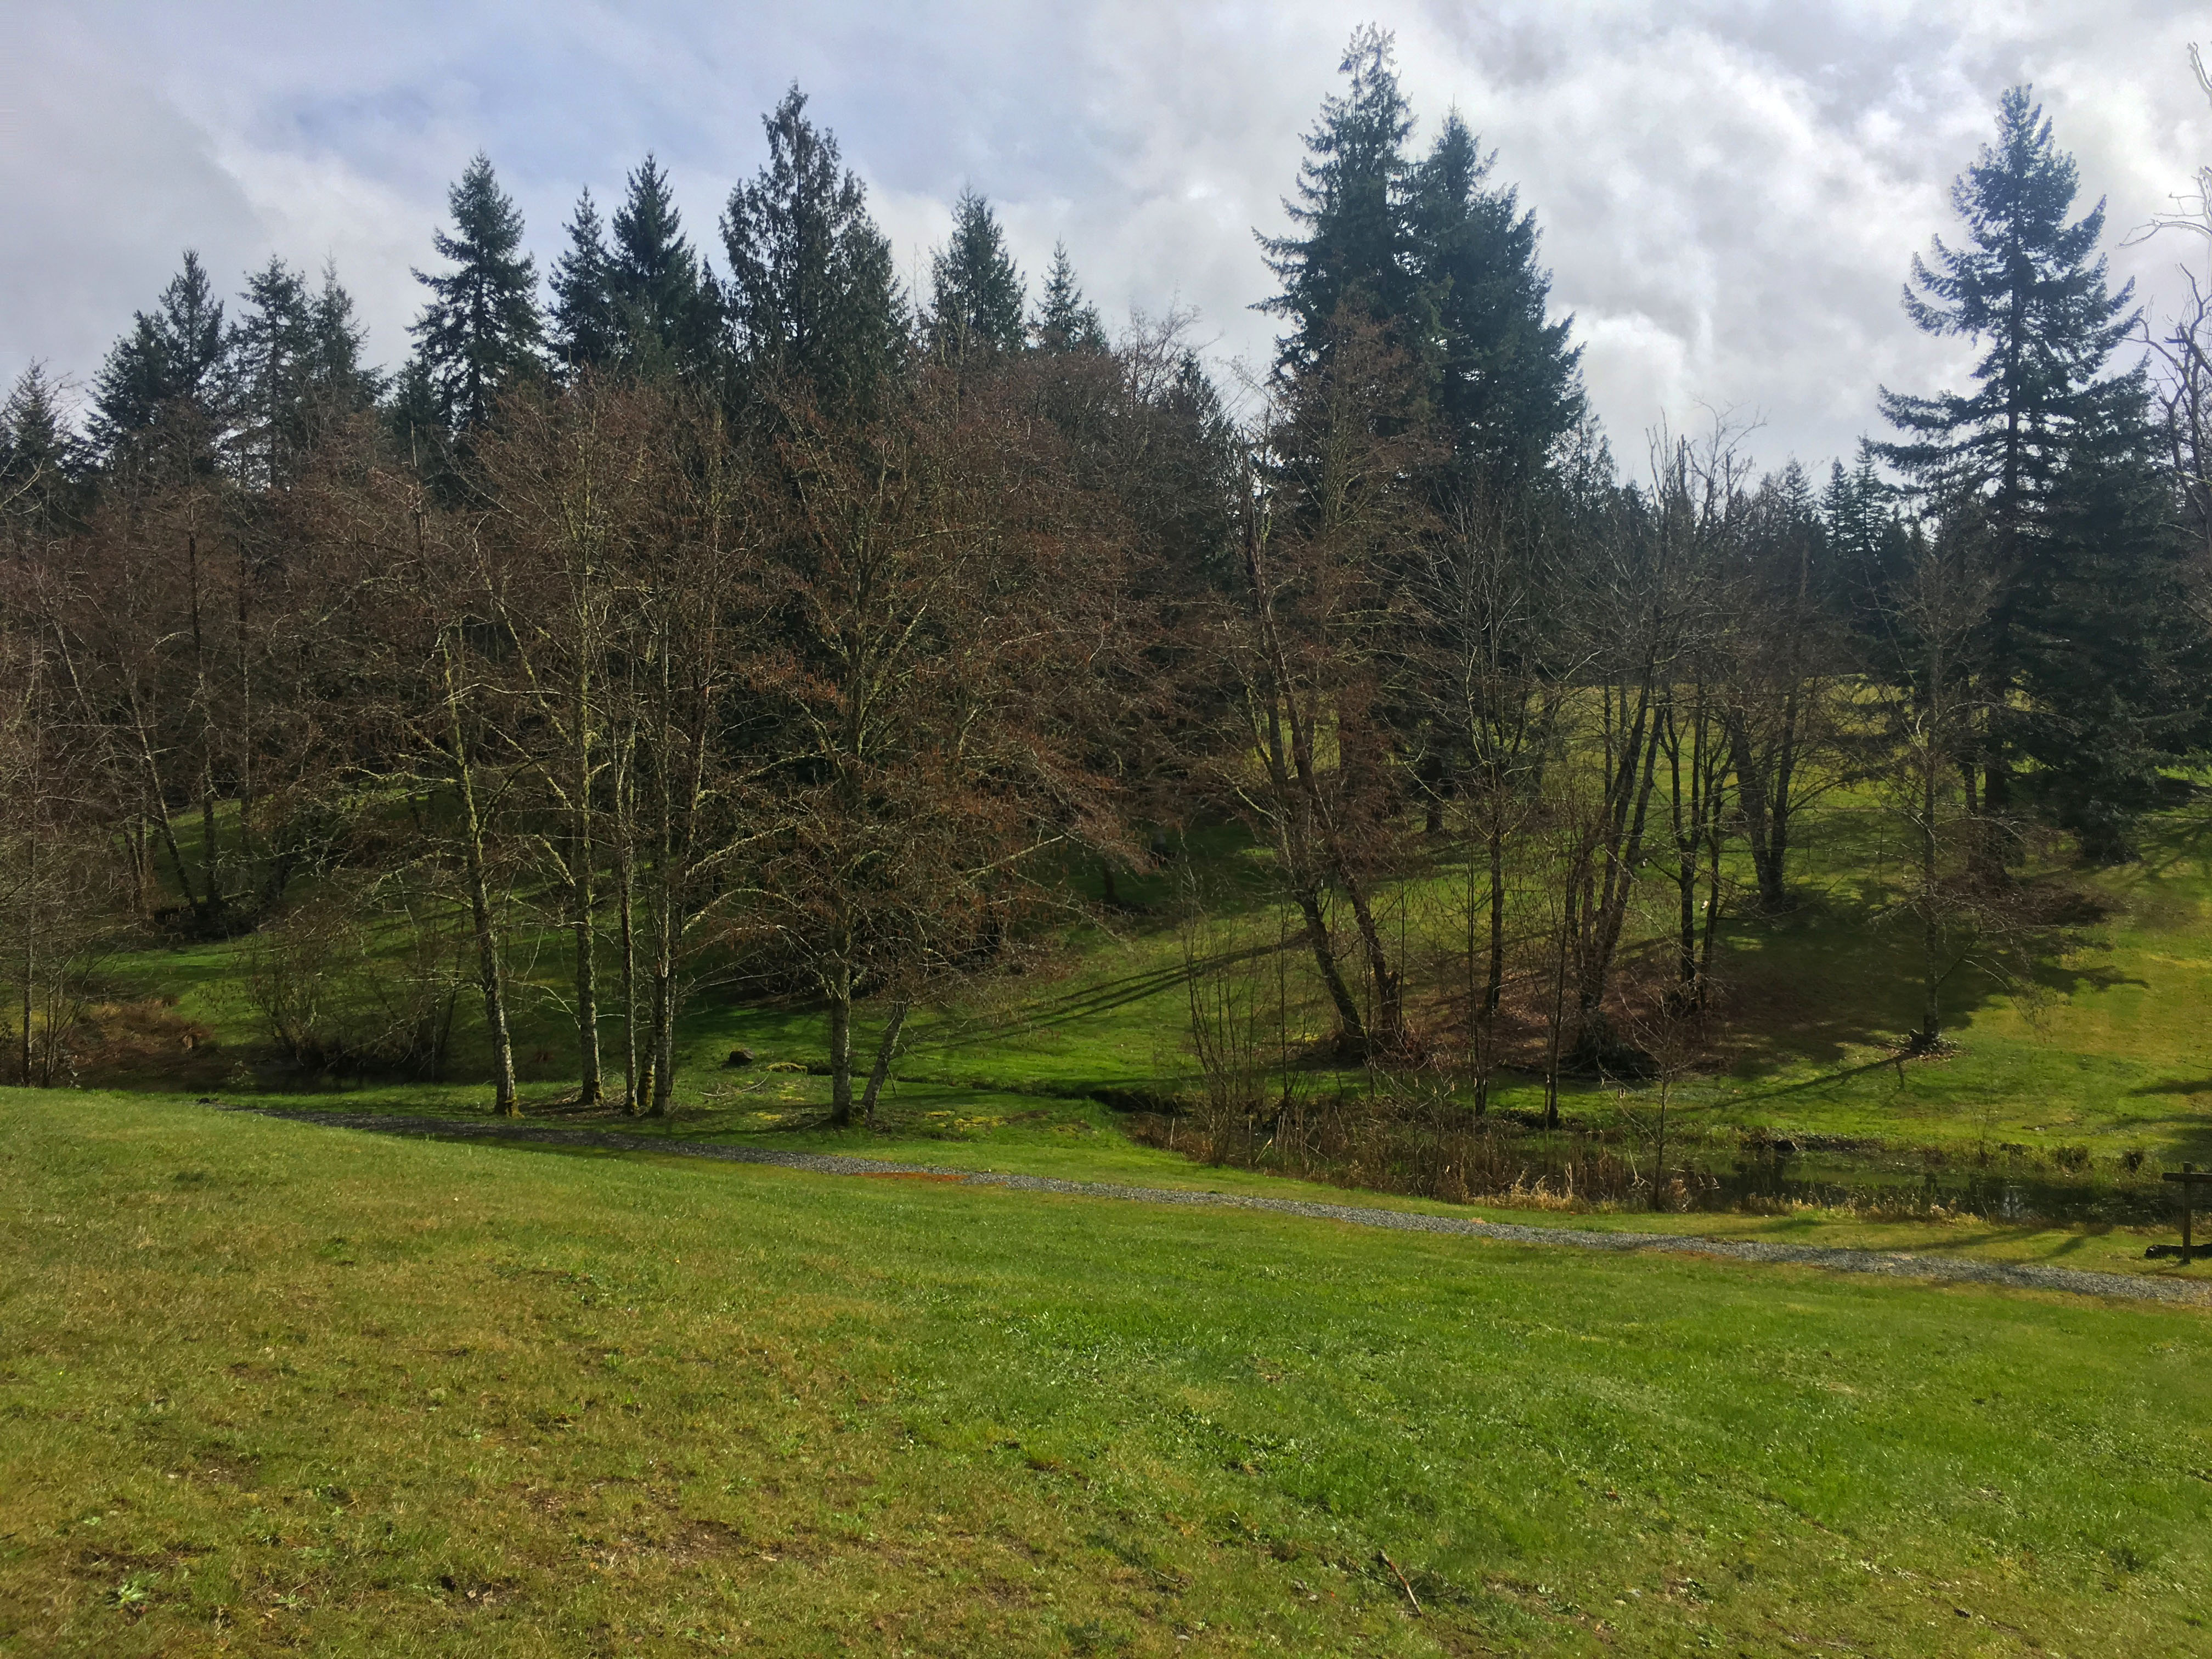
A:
78;794;2212;1313
189;1083;2212;1282
109;800;2212;1156
7;1087;2212;1656
78;800;2212;1283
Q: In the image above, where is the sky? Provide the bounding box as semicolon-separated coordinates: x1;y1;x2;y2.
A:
4;2;2208;475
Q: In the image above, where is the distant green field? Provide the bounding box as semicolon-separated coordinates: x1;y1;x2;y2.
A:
5;1088;2211;1656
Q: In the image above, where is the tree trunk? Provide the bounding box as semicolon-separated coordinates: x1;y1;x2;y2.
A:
186;526;222;934
1918;746;1944;1047
1291;881;1365;1052
124;819;149;919
236;533;263;909
827;958;855;1126
861;1000;910;1127
464;845;519;1118
199;782;223;930
136;731;197;920
1699;804;1725;996
19;826;34;1086
1669;707;1698;997
1577;678;1661;1037
1764;687;1800;911
647;894;676;1117
444;635;518;1117
1974;756;2012;882
618;807;640;1114
645;817;678;1117
650;962;676;1118
1337;868;1404;1049
1729;714;1779;909
1485;818;1506;1018
572;708;601;1105
1543;887;1572;1131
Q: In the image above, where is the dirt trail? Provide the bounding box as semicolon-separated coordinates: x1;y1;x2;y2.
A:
218;1105;2212;1308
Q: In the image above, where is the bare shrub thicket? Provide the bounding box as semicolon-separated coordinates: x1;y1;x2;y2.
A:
242;881;471;1077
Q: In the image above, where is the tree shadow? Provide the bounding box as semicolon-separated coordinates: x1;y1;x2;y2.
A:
1697;872;2155;1079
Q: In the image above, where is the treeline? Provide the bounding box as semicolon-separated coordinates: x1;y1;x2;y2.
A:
1;35;2207;1109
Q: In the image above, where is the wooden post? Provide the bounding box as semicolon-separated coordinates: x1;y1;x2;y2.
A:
2160;1165;2212;1262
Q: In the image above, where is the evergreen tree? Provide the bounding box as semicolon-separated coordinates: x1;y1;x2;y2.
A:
0;364;81;538
609;155;721;379
1031;242;1106;353
1877;89;2137;518
1827;455;1912;627
229;258;377;485
549;188;621;374
928;188;1025;362
306;262;379;407
2015;387;2208;859
407;153;544;433
1148;349;1239;577
1408;111;1582;484
721;86;905;408
230;257;313;484
385;357;448;470
90;250;231;468
1824;458;1892;567
1257;25;1424;373
1872;89;2137;831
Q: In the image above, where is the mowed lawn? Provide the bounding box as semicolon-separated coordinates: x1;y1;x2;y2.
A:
4;1092;2210;1657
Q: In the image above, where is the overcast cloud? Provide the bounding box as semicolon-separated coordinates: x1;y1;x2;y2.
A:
4;2;2207;472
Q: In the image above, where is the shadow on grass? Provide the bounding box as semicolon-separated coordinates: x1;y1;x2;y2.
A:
1702;874;2157;1083
1723;1057;1903;1106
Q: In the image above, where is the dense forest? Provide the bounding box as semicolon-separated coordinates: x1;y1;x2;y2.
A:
3;29;2208;1122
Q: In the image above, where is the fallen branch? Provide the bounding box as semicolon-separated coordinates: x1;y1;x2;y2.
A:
1378;1549;1420;1615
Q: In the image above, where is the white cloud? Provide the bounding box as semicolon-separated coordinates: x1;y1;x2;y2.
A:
3;1;2205;474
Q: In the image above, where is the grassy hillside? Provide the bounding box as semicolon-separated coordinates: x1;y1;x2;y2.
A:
5;1088;2210;1657
92;796;2212;1167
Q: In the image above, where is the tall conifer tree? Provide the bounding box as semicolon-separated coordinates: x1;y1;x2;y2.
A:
406;154;544;433
229;258;377;485
549;188;620;374
234;259;312;486
306;262;380;415
0;364;80;538
609;155;721;379
928;189;1025;362
721;87;905;408
1031;242;1106;354
1867;88;2141;845
1408;112;1582;484
2015;386;2207;858
1257;25;1424;373
91;250;231;470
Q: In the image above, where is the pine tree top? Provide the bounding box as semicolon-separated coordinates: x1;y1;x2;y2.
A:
1875;87;2141;499
721;85;905;403
1256;25;1420;362
929;189;1026;361
1032;242;1107;354
550;187;619;372
91;249;228;453
408;153;544;431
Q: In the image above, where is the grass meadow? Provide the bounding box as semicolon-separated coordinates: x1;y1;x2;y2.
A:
10;792;2212;1652
6;1088;2211;1656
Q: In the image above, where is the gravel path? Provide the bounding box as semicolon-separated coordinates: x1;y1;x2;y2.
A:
221;1105;2212;1309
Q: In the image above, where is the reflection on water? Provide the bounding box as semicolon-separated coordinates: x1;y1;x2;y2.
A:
1125;1108;2182;1225
1687;1150;2171;1226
